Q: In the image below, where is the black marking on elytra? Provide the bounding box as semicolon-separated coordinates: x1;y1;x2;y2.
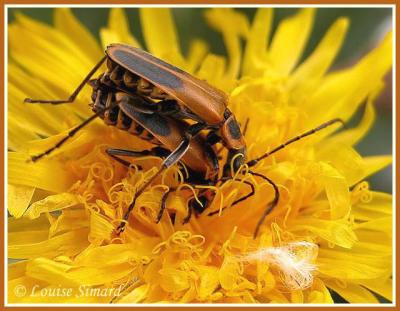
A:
113;50;183;90
119;101;172;137
126;46;187;75
227;119;242;140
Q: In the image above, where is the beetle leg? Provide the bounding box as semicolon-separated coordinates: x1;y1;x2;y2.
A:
24;56;107;104
230;180;255;206
161;122;208;168
248;171;279;239
29;103;115;162
206;131;221;146
182;201;193;224
156;187;176;223
106;147;169;167
116;122;208;234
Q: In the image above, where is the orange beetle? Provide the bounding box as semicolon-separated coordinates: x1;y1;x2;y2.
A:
25;44;342;237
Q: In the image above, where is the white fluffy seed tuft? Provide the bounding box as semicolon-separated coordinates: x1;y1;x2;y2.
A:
238;241;318;290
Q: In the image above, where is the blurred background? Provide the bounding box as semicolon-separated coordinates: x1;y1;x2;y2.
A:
8;7;393;194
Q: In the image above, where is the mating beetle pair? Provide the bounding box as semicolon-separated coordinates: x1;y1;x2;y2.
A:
25;43;342;238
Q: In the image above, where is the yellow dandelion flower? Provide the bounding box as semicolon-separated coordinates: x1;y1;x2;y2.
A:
7;8;393;304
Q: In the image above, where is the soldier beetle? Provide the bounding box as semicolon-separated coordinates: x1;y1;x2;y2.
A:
25;44;342;238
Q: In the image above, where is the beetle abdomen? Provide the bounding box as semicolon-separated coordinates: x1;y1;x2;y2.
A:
106;59;172;102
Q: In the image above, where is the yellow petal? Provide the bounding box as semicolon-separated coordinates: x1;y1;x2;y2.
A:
26;258;133;294
290;290;303;303
88;211;115;244
8;276;48;303
361;155;392;180
117;284;150;303
204;8;249;79
62;264;135;287
25;193;81;220
219;258;241;291
323;96;376;148
54;8;103;60
50;209;89;236
318;248;389;280
288;18;349;97
9;14;97;119
317;144;365;187
358;278;392;302
75;240;157;267
140;8;184;66
26;257;78;286
8;114;39;151
264;289;290;303
104;8;141;48
319;162;351;219
159;268;190;292
8;184;35;218
307;278;333;303
8;260;28;280
186;39;208;73
25;124;104;161
8;76;78;137
100;28;120;49
352;191;392;221
269;8;316;75
13;13;94;66
290;217;357;249
197;266;220;300
196;54;227;90
355;216;392;236
9;228;89;259
9;213;49;233
304;31;392;126
325;280;379;303
8;152;74;193
242;8;273;76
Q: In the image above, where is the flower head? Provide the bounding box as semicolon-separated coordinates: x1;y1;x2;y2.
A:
8;8;392;304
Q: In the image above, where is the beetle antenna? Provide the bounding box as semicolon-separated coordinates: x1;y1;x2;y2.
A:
248;170;280;239
246;118;344;168
207;171;279;239
207;179;255;216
